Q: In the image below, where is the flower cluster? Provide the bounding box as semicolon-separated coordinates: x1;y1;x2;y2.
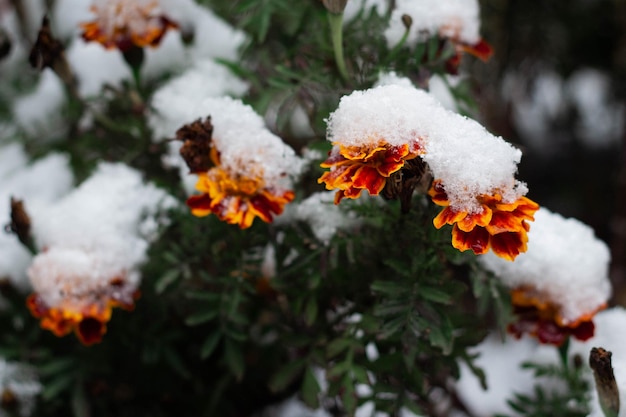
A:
319;84;538;260
480;208;612;345
81;0;177;52
26;163;175;345
177;97;302;229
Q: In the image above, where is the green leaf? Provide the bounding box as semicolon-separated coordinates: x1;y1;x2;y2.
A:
370;280;405;296
185;309;218;326
155;269;180;294
163;347;191;379
38;358;75;377
419;286;452;304
224;339;245;381
340;374;357;414
304;297;318;326
301;367;321;409
200;332;221;360
268;359;305;393
428;315;454;355
326;338;353;359
42;373;74;400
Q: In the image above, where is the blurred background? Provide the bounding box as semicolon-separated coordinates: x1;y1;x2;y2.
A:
473;0;626;303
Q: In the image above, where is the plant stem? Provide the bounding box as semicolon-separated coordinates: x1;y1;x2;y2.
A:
327;11;348;81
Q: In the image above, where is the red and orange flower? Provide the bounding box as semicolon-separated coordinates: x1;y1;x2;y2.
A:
445;38;493;74
26;278;138;346
507;286;604;346
429;180;539;261
318;140;424;204
80;0;177;52
187;148;295;229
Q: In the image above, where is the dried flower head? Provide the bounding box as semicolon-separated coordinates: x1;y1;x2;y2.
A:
176;117;214;174
80;0;177;52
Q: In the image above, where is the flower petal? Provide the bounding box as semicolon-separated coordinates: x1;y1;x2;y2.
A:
490;231;528;261
451;225;490;255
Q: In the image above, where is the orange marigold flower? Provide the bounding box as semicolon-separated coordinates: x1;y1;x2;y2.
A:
187;149;294;229
80;0;177;52
429;180;539;261
26;278;137;346
508;286;604;346
318;141;424;204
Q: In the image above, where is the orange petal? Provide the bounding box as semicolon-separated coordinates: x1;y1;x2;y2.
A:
351;166;388;195
490;231;528;261
186;194;213;217
486;210;527;234
456;208;492;232
460;39;493;62
433;207;467;229
451;225;490;255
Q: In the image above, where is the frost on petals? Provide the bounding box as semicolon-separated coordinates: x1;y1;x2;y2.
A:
81;0;177;52
27;163;175;345
479;208;612;345
180;98;302;229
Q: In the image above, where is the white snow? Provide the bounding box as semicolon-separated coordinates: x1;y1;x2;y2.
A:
28;162;175;311
385;0;482;48
326;84;527;212
0;144;73;294
0;359;42;417
480;207;611;325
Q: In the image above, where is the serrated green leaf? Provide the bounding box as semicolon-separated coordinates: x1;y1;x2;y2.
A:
428;318;454;355
185;309;218;326
38;358;75;377
200;332;221;360
370;280;404;296
301;366;321;409
268;359;305;393
340;374;357;414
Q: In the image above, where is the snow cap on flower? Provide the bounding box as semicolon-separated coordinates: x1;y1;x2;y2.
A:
385;0;482;48
181;97;303;228
0;358;42;417
480;207;611;327
80;0;177;52
326;84;527;211
27;162;176;344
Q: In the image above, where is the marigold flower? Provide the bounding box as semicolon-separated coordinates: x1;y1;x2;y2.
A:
178;98;302;229
27;247;140;346
318;140;424;204
479;208;612;346
507;286;604;346
80;0;177;52
429;180;539;261
187;148;295;229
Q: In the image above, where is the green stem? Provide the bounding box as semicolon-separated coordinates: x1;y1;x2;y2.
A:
558;337;570;368
327;11;348;81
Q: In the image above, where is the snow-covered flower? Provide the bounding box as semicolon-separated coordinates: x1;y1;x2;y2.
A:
80;0;177;52
319;84;538;260
480;207;611;345
181;97;302;229
385;0;492;73
318;140;424;204
0;359;41;417
26;163;176;345
429;180;538;260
